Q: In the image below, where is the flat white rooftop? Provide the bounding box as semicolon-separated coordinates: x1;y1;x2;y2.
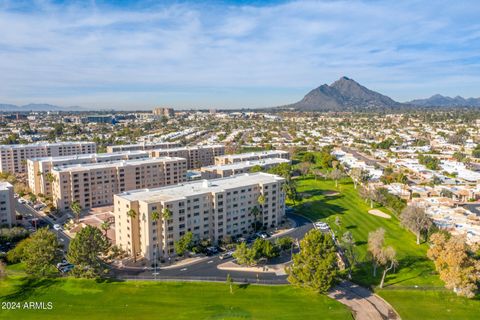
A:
52;156;186;173
108;141;180;148
202;158;290;171
117;172;285;203
0;141;94;149
28;150;149;163
150;144;225;152
216;150;288;160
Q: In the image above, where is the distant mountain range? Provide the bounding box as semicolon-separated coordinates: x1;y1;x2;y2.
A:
279;77;480;111
1;80;479;112
407;94;480;107
0;103;92;112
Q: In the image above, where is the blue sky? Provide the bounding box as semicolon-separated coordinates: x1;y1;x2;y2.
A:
0;0;479;109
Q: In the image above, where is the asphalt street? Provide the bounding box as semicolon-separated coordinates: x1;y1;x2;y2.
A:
114;213;313;283
15;201;71;247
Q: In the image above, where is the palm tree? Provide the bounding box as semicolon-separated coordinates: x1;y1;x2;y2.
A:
45;172;56;184
161;207;172;256
151;211;160;268
70;201;82;223
126;208;137;260
257;194;266;230
251;206;260;232
100;220;111;240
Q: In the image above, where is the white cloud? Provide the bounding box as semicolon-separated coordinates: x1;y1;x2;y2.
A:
0;0;479;108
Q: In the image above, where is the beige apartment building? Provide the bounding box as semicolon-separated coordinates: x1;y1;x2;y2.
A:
149;145;225;169
27;151;150;197
214;150;289;166
152;107;175;118
114;172;286;260
106;142;181;153
51;157;187;211
200;158;291;179
0;182;15;227
0;142;96;174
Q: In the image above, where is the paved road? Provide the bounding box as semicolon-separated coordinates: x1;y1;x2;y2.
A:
328;281;399;320
342;147;388;169
465;203;480;216
115;212;313;283
16;201;71;247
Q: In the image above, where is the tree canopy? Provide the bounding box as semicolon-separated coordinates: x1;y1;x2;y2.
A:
67;225;110;278
287;229;338;293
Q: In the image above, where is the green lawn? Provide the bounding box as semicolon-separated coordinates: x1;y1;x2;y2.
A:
378;289;480;320
291;176;480;319
0;275;351;320
292;177;440;287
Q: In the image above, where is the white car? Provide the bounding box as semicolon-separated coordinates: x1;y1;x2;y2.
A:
33;204;46;211
53;224;62;231
314;222;330;231
18;198;27;204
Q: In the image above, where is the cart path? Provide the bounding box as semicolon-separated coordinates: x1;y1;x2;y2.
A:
328;281;400;320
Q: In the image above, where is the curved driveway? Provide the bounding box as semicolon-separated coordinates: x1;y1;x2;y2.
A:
114;212;312;283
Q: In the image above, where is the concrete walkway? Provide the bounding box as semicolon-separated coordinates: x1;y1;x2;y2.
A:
328;281;400;320
217;260;289;276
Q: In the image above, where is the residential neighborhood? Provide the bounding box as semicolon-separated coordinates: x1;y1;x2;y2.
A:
1;1;480;320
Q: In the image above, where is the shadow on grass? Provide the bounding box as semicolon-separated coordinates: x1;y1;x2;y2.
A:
237;283;250;290
2;277;57;301
345;225;357;230
352;256;436;288
294;198;347;220
95;277;125;284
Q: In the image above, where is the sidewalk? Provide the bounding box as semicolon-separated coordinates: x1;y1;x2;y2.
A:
328;281;400;320
114;255;210;271
217;260;290;276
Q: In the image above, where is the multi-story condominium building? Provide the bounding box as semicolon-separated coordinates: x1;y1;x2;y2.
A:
114;172;286;260
149;145;225;169
214;150;289;166
27;151;150;196
152;107;175;118
0;142;96;174
0;182;15;227
106;142;181;153
200;158;291;179
51;157;187;211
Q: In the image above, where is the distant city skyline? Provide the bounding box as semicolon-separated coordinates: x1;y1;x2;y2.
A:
1;0;480;109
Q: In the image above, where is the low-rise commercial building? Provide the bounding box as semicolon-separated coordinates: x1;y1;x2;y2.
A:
0;182;15;227
149;145;225;169
200;158;291;179
106;142;181;153
214;150;289;166
27;151;150;196
51;157;187;211
114;172;286;260
0;142;96;173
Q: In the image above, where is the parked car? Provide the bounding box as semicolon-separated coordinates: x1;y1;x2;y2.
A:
33;203;46;211
205;246;219;256
236;237;246;243
56;262;70;269
219;251;234;260
18;198;27;204
59;264;74;273
255;232;269;239
314;222;330;231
